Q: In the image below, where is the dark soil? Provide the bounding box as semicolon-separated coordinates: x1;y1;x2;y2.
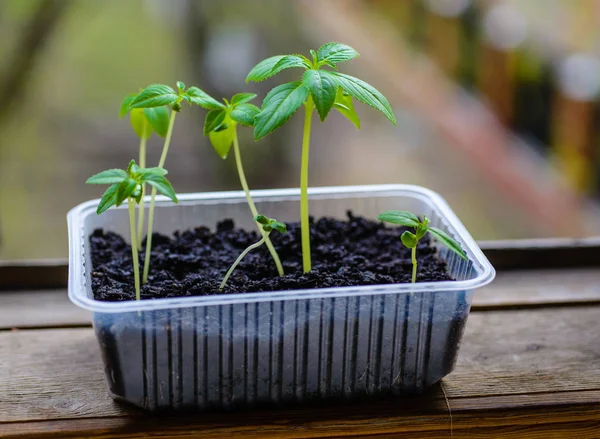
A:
90;212;453;302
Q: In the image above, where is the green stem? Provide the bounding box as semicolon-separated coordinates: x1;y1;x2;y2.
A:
136;130;147;251
128;198;141;300
232;128;284;277
300;100;314;273
219;236;266;291
411;246;417;284
142;110;177;284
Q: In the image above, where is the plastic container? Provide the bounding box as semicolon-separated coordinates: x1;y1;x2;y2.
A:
67;185;495;411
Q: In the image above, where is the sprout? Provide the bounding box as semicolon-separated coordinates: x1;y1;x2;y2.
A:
377;211;467;283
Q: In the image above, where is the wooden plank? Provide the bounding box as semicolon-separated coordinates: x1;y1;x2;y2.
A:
3;267;600;329
0;260;67;291
1;306;599;437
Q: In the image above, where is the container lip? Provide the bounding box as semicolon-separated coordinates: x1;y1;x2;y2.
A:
68;184;496;313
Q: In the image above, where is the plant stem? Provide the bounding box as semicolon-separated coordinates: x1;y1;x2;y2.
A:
128;197;141;300
300;100;314;273
136;126;147;251
411;246;417;283
142;110;177;284
219;236;266;291
232;128;284;276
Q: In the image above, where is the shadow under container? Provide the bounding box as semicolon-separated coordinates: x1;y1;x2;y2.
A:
67;185;495;411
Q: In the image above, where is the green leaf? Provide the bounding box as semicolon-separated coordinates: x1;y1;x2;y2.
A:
254;215;269;225
230;103;260;126
317;42;359;65
119;94;136;118
270;221;287;234
209;124;235;159
143;106;170;137
145;175;178;203
303;69;337;121
139;167;168;178
115;178;137;206
185;86;224;109
130;84;178;108
128;160;141;175
245;55;286;82
254;82;309;139
401;231;418;248
270;55;311;76
96;184;120;214
86;169;128;185
204;109;226;135
324;71;396;125
377;211;420;227
415;224;428;240
176;81;185;92
428;227;468;260
130;108;152;140
231;93;257;105
333;88;360;129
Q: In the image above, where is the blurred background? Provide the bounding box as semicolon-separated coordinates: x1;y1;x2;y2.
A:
1;0;600;260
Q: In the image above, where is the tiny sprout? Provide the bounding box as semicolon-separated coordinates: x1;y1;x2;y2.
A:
219;215;287;292
377;211;467;284
86;160;178;300
247;42;396;273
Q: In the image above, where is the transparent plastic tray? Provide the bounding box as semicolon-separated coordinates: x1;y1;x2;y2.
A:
67;185;495;411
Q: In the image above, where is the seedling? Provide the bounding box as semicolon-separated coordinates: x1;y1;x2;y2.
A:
86;160;178;300
127;81;223;283
377;211;467;283
219;215;287;291
120;94;170;250
195;89;285;276
246;42;396;273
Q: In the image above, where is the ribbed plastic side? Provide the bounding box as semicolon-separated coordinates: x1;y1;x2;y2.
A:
94;288;472;411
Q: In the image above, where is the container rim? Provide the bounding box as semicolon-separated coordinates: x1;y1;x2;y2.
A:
67;184;496;312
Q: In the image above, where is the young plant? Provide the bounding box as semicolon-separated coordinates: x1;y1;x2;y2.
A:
246;42;397;273
197;90;285;276
119;94;170;250
86;160;178;300
127;81;222;283
219;215;287;291
377;211;468;283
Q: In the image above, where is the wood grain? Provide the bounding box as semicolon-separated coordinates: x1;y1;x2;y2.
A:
1;307;599;437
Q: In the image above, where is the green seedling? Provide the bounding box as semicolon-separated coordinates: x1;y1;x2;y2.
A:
127;81;222;283
196;89;285;277
377;211;467;283
219;215;287;291
86;160;178;300
120;94;170;250
246;42;396;273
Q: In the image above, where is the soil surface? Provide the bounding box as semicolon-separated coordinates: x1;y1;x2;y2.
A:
90;212;454;301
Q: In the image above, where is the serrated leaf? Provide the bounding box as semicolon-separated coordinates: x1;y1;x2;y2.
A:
428;227;468;260
139;167;168;178
320;59;338;70
130;84;178;108
230;103;260;126
303;69;337;121
119;94;136;118
323;71;396;125
115;178;138;206
317;42;359;65
245;55;286;82
209;124;235;159
377;211;420;227
270;55;311;77
185;86;224;109
130;108;152;140
143;106;170;137
96;184;120;214
145;175;178;203
231;93;257;105
204;109;226;135
254;82;309;139
333;88;360;129
86;169;128;185
128;160;141;175
401;231;418;248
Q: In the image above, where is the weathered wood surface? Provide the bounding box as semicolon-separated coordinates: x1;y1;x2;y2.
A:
2;267;600;329
1;306;599;438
